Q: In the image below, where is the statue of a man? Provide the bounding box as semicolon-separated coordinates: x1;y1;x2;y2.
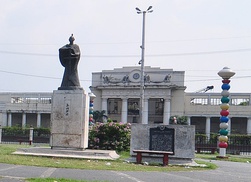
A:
58;34;83;90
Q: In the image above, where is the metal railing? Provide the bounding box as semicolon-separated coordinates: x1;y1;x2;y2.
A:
195;134;251;155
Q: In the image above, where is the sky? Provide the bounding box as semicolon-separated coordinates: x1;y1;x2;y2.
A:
1;0;251;93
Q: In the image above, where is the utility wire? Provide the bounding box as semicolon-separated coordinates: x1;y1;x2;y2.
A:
0;69;250;84
1;47;251;58
0;69;91;82
2;35;251;46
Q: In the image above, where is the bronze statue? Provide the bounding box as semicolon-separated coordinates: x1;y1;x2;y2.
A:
58;34;83;90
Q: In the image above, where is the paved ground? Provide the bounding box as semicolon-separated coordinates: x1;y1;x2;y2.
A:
0;159;250;182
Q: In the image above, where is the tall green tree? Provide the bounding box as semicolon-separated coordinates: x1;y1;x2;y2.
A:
93;110;107;123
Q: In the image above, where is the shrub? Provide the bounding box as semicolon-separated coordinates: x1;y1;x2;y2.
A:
88;122;131;152
2;126;50;137
169;115;188;125
2;126;29;136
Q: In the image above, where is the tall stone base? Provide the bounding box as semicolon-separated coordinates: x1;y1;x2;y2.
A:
50;90;89;150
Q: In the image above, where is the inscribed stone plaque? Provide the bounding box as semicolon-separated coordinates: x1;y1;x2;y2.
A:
149;126;174;153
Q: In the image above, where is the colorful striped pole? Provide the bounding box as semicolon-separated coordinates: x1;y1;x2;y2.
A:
88;92;96;126
217;67;235;157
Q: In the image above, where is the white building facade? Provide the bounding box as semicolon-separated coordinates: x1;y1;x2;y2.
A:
0;66;251;135
0;92;52;128
185;92;251;136
90;66;186;124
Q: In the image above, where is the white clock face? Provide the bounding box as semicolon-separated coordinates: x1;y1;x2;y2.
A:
133;73;140;79
129;70;141;82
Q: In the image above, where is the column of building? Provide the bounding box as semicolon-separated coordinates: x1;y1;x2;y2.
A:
228;117;231;135
205;117;211;139
37;113;41;128
187;116;191;125
163;98;171;125
1;112;7;126
7;112;12;127
22;112;42;128
142;98;149;124
22;112;26;127
101;98;108;114
121;98;128;124
247;117;251;135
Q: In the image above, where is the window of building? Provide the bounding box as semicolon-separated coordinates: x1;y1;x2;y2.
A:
190;98;208;105
155;99;164;115
231;98;250;106
128;99;139;115
26;97;39;103
40;97;52;104
210;98;221;105
108;98;121;114
11;97;24;103
148;98;164;115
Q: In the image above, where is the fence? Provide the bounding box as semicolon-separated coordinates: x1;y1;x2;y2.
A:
1;127;251;156
0;127;50;145
195;134;251;155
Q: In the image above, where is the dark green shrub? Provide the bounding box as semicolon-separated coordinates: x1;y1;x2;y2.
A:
228;135;251;145
169;115;188;125
88;122;131;152
2;126;50;137
2;126;29;136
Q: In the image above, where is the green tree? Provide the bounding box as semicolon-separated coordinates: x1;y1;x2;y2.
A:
93;110;107;123
169;115;188;125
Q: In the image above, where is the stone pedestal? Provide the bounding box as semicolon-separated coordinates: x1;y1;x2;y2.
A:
50;90;89;150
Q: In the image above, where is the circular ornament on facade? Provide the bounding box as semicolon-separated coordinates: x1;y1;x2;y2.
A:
133;73;140;79
129;70;141;83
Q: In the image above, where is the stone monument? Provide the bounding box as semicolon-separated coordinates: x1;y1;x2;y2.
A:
130;124;195;164
50;34;89;150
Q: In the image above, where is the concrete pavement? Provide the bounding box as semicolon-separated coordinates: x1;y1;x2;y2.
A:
0;159;250;182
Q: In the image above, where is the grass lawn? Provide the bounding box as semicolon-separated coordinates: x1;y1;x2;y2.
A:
196;153;251;163
0;144;219;182
26;178;108;182
0;144;216;172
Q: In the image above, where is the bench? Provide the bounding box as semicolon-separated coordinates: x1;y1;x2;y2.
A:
17;139;32;145
133;150;174;166
196;147;217;154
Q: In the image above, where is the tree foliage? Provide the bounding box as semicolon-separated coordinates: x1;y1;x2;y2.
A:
169;115;188;125
93;110;107;123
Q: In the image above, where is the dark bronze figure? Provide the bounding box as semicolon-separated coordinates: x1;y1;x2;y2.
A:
58;34;83;90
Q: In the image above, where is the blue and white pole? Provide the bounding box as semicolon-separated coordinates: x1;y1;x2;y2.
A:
217;67;235;157
88;92;96;126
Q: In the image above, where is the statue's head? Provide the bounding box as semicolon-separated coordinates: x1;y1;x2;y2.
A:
69;34;75;45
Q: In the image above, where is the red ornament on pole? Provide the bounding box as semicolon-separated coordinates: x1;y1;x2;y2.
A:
220;110;229;116
218;142;228;148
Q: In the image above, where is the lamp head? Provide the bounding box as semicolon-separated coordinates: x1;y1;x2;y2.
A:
147;6;153;11
136;7;141;12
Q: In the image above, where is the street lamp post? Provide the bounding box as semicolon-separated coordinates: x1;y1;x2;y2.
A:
136;6;153;124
